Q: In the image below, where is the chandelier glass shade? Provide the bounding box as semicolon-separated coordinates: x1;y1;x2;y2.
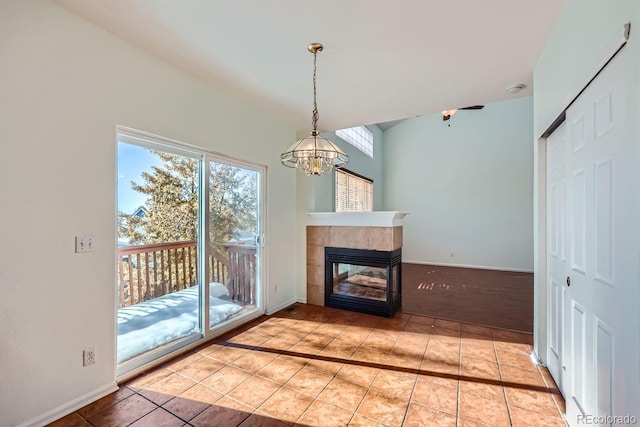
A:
281;43;348;175
281;130;348;175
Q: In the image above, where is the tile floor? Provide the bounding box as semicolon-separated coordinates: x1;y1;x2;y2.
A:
48;304;567;427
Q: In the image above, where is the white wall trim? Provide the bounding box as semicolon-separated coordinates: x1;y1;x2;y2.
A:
530;350;545;367
18;382;118;427
403;260;534;274
296;297;308;304
266;298;297;315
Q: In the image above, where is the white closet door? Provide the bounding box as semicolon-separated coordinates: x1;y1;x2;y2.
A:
555;46;634;426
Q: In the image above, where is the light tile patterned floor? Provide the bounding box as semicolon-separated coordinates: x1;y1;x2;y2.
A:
48;304;567;427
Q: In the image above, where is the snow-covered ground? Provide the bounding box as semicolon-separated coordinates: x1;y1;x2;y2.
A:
117;283;242;363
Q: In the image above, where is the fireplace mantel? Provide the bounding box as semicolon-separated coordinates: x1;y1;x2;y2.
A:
307;211;408;227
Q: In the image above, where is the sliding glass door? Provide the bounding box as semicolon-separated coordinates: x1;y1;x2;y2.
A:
205;159;261;331
116;128;264;375
116;142;203;368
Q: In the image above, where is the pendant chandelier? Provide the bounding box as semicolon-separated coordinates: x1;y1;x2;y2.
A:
281;43;348;175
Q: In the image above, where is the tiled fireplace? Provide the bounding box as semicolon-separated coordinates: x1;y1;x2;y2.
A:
306;212;406;317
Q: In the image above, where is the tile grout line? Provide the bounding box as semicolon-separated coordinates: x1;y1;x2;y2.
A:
401;317;434;426
492;330;515;426
335;319;404;426
322;320;378;425
238;325;308;425
286;319;355;426
371;328;406;426
342;324;380;426
536;365;570;426
116;390;162;427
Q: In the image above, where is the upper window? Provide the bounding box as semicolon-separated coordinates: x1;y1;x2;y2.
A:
336;126;373;158
335;169;373;212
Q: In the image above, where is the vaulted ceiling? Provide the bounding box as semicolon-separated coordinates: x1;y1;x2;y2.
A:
54;0;563;131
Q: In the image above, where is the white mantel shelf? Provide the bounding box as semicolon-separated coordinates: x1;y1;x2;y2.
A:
307;211;408;227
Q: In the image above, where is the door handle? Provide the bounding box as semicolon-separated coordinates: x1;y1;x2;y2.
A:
566;276;571;286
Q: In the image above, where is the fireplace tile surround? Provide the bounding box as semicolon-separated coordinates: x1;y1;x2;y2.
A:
306;225;403;307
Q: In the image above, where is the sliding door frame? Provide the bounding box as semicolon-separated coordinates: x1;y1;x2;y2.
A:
201;151;267;339
116;125;267;380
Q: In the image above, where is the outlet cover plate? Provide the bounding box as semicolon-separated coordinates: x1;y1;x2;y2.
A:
83;347;95;366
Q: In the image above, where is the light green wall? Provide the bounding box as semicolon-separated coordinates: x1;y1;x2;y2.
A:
382;97;534;271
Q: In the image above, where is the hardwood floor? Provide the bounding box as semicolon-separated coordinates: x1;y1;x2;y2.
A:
402;264;534;332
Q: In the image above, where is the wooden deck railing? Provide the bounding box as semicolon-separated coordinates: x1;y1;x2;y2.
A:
117;240;256;308
225;243;257;308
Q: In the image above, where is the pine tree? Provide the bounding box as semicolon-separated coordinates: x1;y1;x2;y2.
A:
118;150;257;249
209;161;257;247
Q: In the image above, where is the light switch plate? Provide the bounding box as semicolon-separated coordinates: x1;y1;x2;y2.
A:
75;235;96;253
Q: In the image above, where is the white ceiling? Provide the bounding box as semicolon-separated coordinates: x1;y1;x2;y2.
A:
53;0;563;131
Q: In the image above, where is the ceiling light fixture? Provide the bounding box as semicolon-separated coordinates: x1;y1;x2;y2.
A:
441;109;458;121
441;105;485;125
281;43;348;176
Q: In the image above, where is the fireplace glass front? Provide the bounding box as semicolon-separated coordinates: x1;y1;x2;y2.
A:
333;264;388;301
325;247;401;318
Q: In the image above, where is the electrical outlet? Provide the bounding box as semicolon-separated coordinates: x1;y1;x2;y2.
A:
75;235;96;253
83;346;96;366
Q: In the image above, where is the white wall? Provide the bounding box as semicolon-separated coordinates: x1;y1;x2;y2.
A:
382;97;533;271
0;1;296;425
532;0;640;408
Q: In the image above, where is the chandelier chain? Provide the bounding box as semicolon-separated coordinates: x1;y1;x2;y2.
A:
311;52;319;132
280;42;348;175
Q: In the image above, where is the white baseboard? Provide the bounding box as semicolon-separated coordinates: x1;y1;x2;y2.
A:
530;350;545;367
266;298;297;315
296;297;307;304
403;260;534;274
18;382;118;427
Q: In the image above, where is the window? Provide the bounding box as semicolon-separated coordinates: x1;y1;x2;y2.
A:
336;169;373;212
336;126;373;158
